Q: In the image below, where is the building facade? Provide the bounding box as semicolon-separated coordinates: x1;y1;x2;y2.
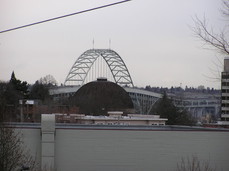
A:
173;92;220;123
221;58;229;121
55;112;168;126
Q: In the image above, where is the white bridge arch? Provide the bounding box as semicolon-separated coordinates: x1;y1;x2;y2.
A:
51;49;220;116
64;49;134;87
55;48;163;114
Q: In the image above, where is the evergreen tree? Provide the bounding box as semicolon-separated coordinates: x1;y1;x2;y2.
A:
0;72;29;121
9;71;28;98
29;81;50;102
0;72;27;106
152;92;196;125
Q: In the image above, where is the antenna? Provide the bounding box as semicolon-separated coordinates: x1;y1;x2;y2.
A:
93;38;95;49
109;39;111;49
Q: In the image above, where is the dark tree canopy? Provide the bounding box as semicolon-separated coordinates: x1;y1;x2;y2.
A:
29;81;50;102
0;72;29;121
9;71;28;98
152;92;195;125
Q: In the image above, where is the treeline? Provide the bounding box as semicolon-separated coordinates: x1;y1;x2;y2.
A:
0;72;202;125
144;85;220;94
0;72;57;122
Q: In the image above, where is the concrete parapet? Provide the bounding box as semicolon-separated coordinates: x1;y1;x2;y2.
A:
41;114;55;171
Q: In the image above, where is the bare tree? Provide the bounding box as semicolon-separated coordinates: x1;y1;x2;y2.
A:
39;75;57;86
192;0;229;56
176;155;216;171
222;0;229;17
0;123;39;171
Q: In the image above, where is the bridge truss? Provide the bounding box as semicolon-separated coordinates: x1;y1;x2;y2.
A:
64;49;134;87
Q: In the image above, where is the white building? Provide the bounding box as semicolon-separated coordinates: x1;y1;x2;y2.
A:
55;111;168;126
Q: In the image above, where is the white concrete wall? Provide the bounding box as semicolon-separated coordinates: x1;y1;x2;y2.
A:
15;128;41;169
17;126;229;171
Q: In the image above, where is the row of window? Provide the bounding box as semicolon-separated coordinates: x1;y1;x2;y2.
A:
128;92;156;100
52;93;73;98
222;89;229;93
176;101;219;106
222;96;229;100
221;103;229;107
222;72;229;79
222;82;229;86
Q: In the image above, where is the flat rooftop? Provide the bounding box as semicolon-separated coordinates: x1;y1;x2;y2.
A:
4;122;229;132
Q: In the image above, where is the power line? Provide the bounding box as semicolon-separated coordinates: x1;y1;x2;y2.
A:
0;0;131;34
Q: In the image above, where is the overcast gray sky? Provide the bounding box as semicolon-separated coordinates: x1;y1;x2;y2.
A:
0;0;225;89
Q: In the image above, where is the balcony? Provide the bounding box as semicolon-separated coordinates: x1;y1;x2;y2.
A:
221;79;229;82
221;114;229;118
222;93;229;96
221;107;229;111
222;86;229;89
222;100;229;104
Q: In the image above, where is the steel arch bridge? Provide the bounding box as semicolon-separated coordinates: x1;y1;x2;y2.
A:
64;49;134;87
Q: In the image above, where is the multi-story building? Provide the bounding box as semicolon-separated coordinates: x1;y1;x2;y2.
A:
221;57;229;121
173;92;220;123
